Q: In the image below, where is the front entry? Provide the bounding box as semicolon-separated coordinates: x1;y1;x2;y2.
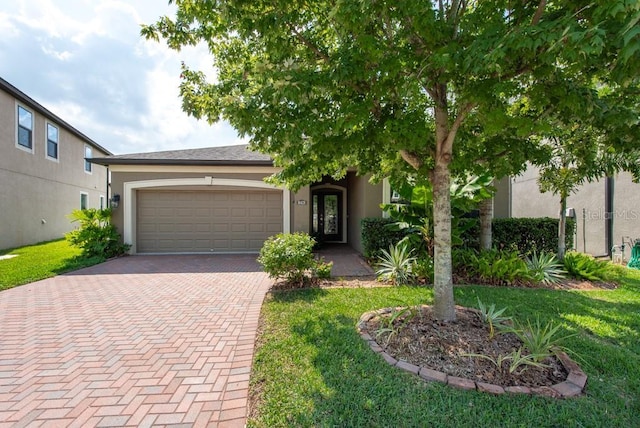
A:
312;190;343;243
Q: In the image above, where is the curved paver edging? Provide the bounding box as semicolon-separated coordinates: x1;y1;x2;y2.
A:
356;306;587;398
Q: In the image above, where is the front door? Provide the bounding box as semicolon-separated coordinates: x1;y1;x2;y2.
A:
312;191;343;242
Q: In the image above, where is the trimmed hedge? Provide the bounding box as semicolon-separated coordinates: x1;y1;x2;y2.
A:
361;216;575;258
360;218;408;259
491;217;575;255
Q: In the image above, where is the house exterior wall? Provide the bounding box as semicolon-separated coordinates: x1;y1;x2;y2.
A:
493;177;511;219
510;165;639;256
109;166;383;254
347;173;384;254
0;87;109;250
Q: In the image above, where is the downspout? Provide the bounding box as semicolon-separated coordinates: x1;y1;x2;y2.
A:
605;176;614;257
106;165;110;208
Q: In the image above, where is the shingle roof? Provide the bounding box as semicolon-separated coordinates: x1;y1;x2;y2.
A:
90;144;274;166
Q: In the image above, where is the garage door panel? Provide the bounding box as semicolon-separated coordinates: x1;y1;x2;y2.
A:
231;208;247;217
137;189;283;253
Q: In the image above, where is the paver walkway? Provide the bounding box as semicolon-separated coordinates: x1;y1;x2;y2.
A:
315;244;375;277
0;255;273;427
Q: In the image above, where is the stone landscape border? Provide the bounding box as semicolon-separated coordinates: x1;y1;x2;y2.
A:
356;306;587;398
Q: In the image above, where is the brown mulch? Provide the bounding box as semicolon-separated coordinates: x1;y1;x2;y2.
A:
362;305;568;388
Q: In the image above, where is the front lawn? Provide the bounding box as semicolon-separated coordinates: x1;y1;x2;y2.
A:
0;239;103;291
249;270;640;427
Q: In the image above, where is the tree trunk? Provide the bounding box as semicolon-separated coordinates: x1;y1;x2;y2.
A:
558;195;567;260
432;160;456;321
432;100;456;322
479;197;493;251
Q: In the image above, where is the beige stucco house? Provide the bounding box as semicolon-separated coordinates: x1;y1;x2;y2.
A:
495;167;639;258
92;145;386;254
0;77;111;250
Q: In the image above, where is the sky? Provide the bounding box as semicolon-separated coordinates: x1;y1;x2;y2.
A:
0;0;245;155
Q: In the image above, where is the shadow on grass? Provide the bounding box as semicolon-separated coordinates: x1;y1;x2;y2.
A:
53;255;105;275
255;282;640;427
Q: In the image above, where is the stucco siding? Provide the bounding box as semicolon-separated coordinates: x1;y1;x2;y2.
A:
348;174;383;254
0;89;109;250
511;165;639;256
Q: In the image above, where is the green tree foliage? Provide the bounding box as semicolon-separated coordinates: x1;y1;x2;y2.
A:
143;1;640;320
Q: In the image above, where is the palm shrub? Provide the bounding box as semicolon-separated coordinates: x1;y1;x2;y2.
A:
503;317;575;362
526;251;567;285
258;233;318;285
476;298;511;339
376;243;416;285
455;249;531;286
66;208;129;259
563;251;615;282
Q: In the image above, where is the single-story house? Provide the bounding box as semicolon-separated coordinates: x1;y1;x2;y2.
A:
91;144;387;254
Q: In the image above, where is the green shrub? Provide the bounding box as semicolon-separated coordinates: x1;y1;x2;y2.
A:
313;259;333;279
453;249;532;286
563;251;615;282
258;233;317;284
361;217;408;259
491;217;576;255
413;256;434;284
66;209;129;259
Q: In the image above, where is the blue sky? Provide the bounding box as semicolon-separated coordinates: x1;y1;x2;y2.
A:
0;0;245;155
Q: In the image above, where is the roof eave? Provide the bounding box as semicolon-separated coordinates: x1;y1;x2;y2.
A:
0;77;113;156
89;158;275;167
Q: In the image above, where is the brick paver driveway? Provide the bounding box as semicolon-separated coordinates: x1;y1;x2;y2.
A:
0;255;273;427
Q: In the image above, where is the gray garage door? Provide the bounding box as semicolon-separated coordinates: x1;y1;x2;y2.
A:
136;189;283;253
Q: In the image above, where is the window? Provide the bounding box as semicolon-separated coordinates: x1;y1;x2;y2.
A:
80;193;88;210
84;146;92;173
46;123;59;159
17;105;33;150
100;195;105;209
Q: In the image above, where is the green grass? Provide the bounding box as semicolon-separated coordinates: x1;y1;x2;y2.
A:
0;239;104;290
249;270;640;427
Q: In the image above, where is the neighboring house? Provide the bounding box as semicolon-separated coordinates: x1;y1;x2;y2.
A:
494;167;639;257
91;145;387;254
0;77;112;250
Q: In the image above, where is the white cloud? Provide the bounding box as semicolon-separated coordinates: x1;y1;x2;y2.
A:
0;0;242;155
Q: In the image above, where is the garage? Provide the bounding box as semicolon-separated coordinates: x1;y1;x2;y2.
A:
136;188;283;253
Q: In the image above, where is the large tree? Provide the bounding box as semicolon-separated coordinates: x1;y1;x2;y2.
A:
143;1;639;321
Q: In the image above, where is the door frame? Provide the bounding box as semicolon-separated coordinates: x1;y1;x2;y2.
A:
310;184;347;244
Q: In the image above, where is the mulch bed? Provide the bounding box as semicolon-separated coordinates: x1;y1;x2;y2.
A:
362;305;568;388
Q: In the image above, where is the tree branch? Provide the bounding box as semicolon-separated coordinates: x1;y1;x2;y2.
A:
289;26;330;62
531;0;547;25
400;149;424;170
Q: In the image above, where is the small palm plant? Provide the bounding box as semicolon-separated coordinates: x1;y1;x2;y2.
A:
506;317;576;362
526;251;567;285
476;298;511;339
376;243;417;285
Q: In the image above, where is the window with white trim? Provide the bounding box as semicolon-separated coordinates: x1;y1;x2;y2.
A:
84;146;92;173
80;193;88;210
46;122;59;160
100;195;105;209
17;105;33;150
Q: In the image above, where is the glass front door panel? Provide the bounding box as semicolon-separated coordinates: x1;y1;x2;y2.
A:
312;194;319;234
323;195;338;235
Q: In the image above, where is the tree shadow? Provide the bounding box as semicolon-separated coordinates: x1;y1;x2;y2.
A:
267;282;640;426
